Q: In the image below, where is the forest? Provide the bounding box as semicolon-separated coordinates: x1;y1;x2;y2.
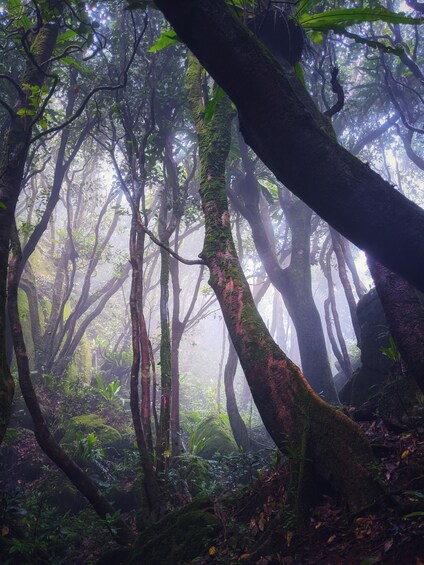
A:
1;0;424;563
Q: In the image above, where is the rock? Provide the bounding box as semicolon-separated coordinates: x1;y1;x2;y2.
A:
190;414;238;459
378;377;424;431
61;413;122;448
340;288;393;406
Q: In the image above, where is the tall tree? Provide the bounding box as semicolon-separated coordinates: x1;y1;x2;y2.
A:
187;55;381;526
155;0;424;294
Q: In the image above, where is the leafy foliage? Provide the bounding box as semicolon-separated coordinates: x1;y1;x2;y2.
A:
298;6;423;31
93;375;121;402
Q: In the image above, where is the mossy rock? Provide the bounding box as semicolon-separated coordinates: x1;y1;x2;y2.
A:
62;413;122;447
127;499;220;564
190;414;237;459
378;377;424;431
172;453;214;494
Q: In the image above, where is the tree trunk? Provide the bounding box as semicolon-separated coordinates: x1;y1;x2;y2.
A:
187;56;382;524
156;0;424;294
224;337;249;451
231;162;338;402
368;257;424;393
0;22;60;443
7;232;134;545
129;219;162;518
330;228;360;343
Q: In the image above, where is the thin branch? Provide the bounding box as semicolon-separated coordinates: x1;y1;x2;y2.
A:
30;13;149;145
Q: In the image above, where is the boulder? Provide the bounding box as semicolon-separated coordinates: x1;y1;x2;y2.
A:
190;414;238;459
340;288;393;406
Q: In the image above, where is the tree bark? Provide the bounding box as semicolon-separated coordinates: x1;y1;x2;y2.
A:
0;22;59;443
368;257;424;393
187;56;382;523
224;337;250;451
7;231;134;545
230;163;338;402
155;0;424;294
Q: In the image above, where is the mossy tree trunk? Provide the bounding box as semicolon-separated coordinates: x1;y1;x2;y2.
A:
156;0;424;295
0;22;59;444
187;55;382;523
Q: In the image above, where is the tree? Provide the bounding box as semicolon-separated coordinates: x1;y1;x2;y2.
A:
154;0;424;294
187;54;382;526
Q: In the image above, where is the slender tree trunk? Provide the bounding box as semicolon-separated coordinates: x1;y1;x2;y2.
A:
7;230;134;545
157;243;172;472
188;56;382;524
231;157;338;402
322;244;353;380
129;219;161;518
224;337;249;451
170;256;183;455
330;228;360;343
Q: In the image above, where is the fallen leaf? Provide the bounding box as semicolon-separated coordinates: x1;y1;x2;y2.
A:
1;526;9;536
383;538;393;552
401;450;410;460
327;534;336;543
258;512;267;532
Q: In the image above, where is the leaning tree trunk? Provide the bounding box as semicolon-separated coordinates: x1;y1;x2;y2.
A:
7;231;134;545
156;0;424;295
187;56;382;526
231;141;338;403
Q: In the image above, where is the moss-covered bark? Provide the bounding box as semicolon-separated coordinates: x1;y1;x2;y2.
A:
156;0;424;295
0;22;60;444
187;55;382;520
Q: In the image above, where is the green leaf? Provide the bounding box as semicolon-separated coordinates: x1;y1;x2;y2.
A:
39;117;48;130
16;108;34;116
57;29;79;44
148;29;180;53
299;7;423;31
0;201;6;210
204;86;224;123
61;56;94;74
403;511;424;519
295;0;322;19
310;30;324;44
294;62;306;87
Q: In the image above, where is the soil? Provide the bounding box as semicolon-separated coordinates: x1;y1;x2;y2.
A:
198;417;424;565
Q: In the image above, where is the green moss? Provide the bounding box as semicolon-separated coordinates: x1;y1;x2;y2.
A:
190;413;237;459
128;499;220;564
67;334;92;382
62;413;122;447
18;288;35;369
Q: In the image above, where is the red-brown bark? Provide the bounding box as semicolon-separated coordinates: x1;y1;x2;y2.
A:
188;56;382;521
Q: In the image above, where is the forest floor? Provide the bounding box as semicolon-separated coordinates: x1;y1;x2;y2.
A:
198;417;424;565
1;413;424;564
